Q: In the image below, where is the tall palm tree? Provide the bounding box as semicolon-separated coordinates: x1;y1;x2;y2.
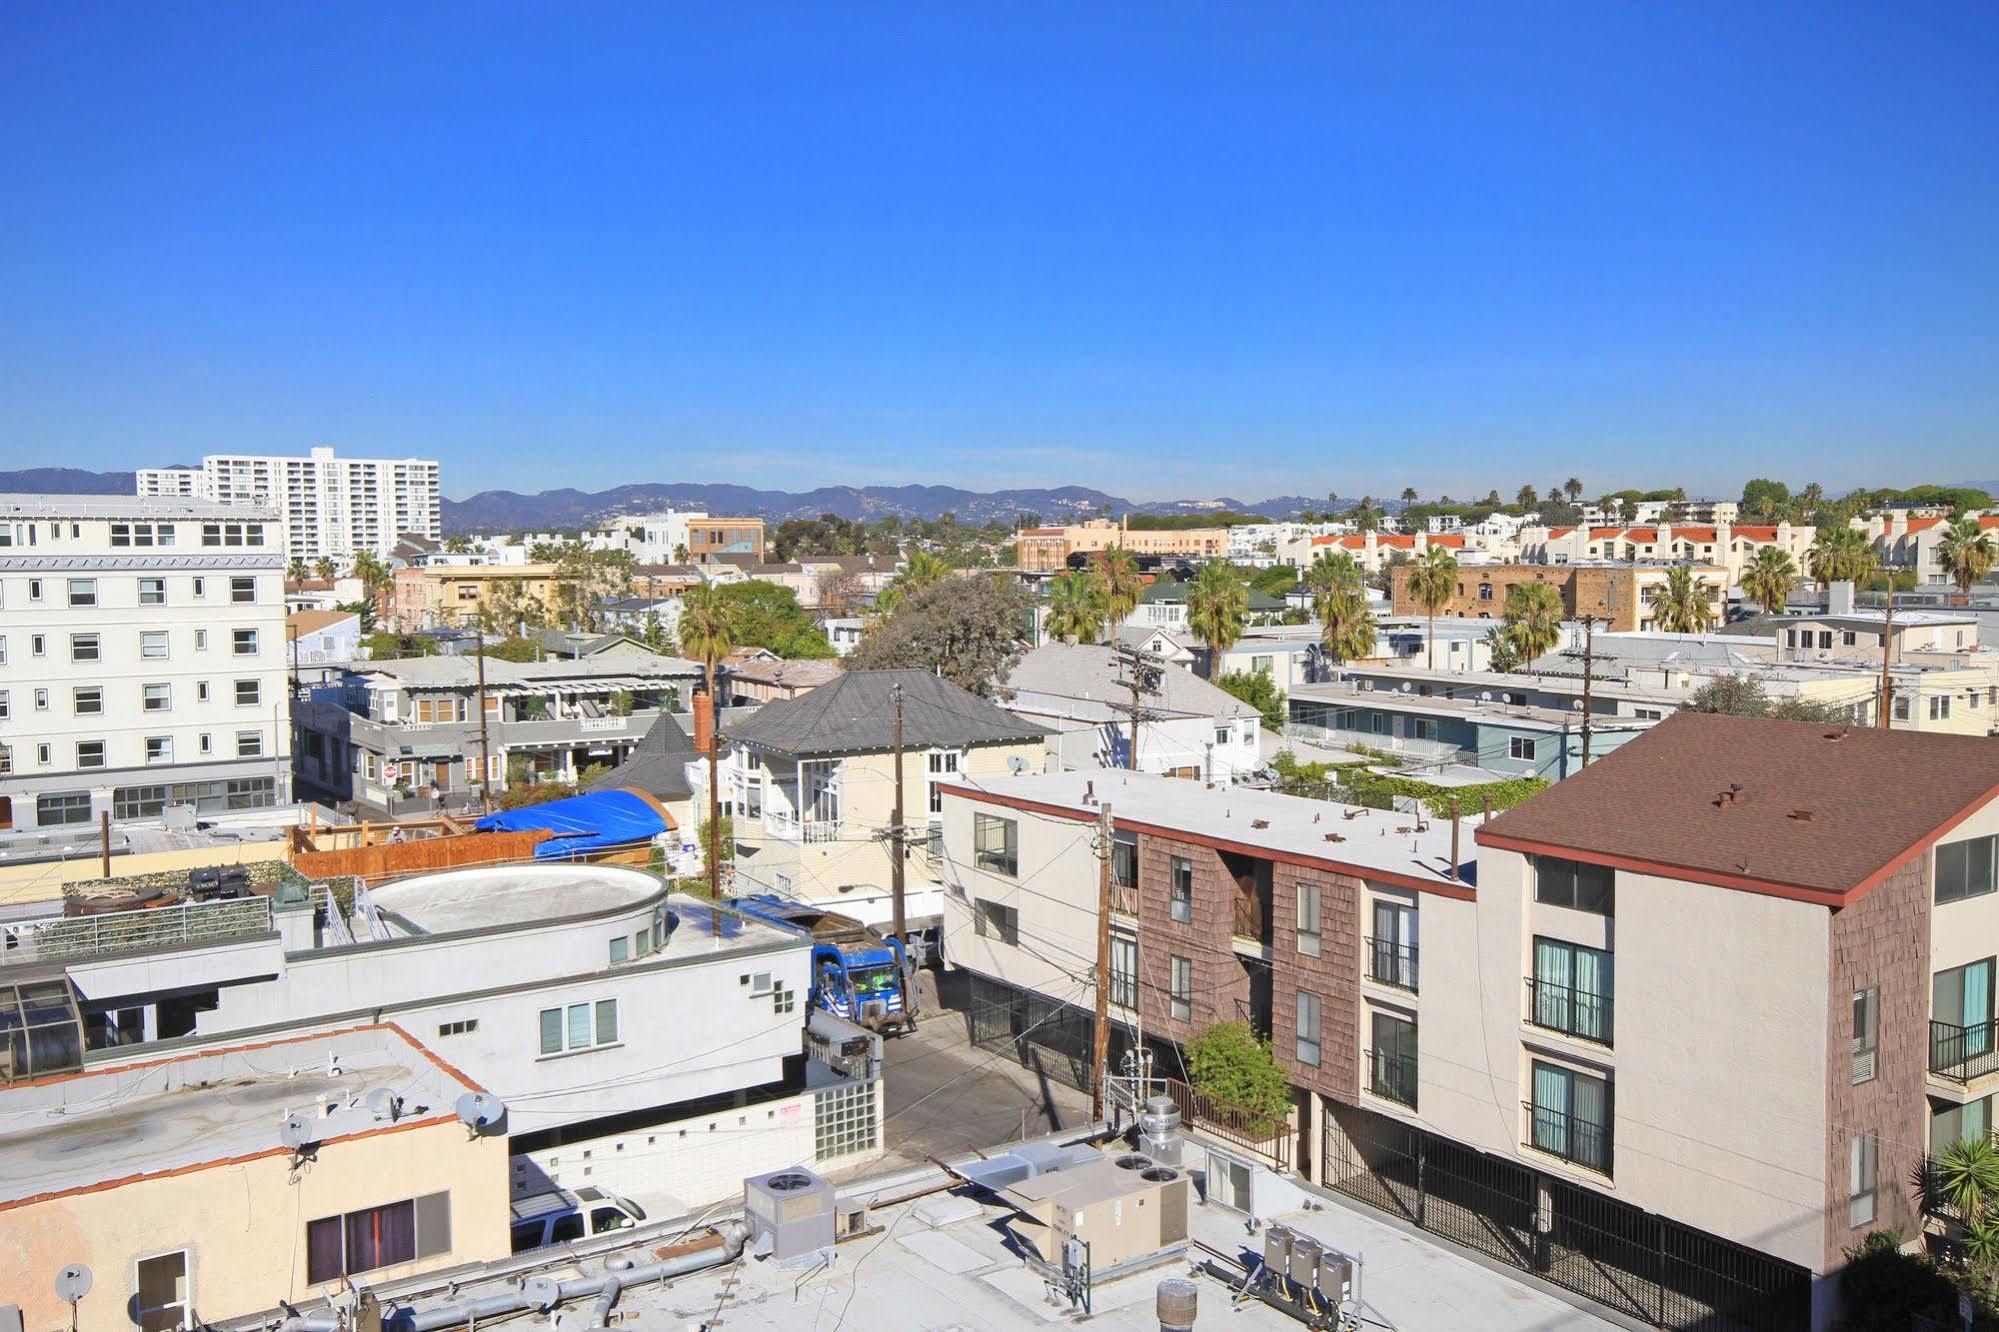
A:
1406;546;1459;670
1305;550;1363;604
1564;477;1583;503
1516;485;1538;509
287;556;308;582
1655;565;1717;634
1938;518;1998;600
1400;487;1419;504
1186;561;1249;660
1317;581;1376;667
1092;545;1143;647
1501;582;1563;665
312;555;337;581
1741;546;1797;615
1044;570;1103;645
351;550;392;625
677;584;736;902
1808;525;1880;587
878;547;951;611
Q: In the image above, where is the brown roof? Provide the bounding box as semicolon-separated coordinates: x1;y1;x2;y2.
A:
1477;712;1999;904
286;609;358;635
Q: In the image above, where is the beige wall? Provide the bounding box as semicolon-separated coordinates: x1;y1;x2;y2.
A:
0;840;290;911
1929;795;1999;976
939;793;1101;1006
0;1118;509;1332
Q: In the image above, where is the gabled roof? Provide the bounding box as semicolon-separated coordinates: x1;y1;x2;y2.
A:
585;712;697;800
1478;711;1999;903
1003;643;1258;723
726;669;1050;757
286;609;358;636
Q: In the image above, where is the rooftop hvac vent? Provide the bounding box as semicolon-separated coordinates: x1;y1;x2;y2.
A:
1141;1167;1181;1183
1115;1154;1153;1171
765;1172;814;1192
744;1166;836;1264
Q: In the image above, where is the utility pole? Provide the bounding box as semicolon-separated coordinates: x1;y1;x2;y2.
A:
1127;672;1141;771
1877;581;1897;728
891;682;906;949
1091;800;1114;1123
1579;616;1596;766
474;622;493;811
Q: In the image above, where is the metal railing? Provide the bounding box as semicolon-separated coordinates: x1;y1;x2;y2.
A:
1;895;273;967
764;811;844;843
1930;1019;1999;1083
1525;1100;1614;1174
1526;977;1615;1045
1367;1046;1419;1108
1366;936;1419;991
1163;1075;1291;1169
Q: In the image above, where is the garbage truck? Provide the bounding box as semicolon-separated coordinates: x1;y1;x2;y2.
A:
729;895;919;1034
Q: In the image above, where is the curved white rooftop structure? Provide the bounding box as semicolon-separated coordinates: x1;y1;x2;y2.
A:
369;861;664;934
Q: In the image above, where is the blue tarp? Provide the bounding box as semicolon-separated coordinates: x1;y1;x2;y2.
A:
475;790;668;860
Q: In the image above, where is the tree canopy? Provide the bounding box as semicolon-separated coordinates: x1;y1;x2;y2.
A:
714;581;834;659
847;575;1027;696
1186;1021;1291;1121
1215;668;1285;731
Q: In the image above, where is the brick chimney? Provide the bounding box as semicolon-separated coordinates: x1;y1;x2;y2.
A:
693;690;715;754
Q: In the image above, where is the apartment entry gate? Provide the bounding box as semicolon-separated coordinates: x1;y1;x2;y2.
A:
1324;1103;1809;1332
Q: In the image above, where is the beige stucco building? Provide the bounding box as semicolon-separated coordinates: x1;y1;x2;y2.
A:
1014;518;1227;574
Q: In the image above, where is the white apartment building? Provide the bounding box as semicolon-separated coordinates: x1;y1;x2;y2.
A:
138;446;442;565
0;495;290;833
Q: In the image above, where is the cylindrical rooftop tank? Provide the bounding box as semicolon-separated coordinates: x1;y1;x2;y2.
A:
1156;1276;1199;1331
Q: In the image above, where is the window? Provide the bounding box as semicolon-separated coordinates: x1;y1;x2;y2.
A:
538;999;619;1054
1932;959;1995;1076
38;792;92;825
236;730;264;758
146;736;174;765
144;683;171;712
196;681;210;702
1110;932;1137;1008
1369;900;1418;990
1534;856;1614;916
31;633;45;656
1529;1061;1612;1173
135;1250;190;1332
609;935;630;964
1939;836;1999;904
194;628;207;650
305;1193;451;1283
815;1076;879;1160
1849;1132;1878;1228
1509;736;1538;761
926;749;962;814
1842;630;1857;647
1932;1095;1993;1158
76;740;106;769
233;628;259;656
1296;991;1322;1067
235;679;261;706
141;630;169;659
230;576;257;603
71;633;101;662
193;579;204;599
1931;695;1953;722
438;1019;478;1037
973;899;1019;945
773;981;796;1015
1369;1011;1418;1108
67;578;96;607
35;690;49;711
1170;856;1193;923
1531;938;1614;1044
28;578;41;600
1170;955;1193;1022
0;691;7;720
73;686;103;715
1111;834;1138;900
140;577;165;605
1893;695;1912;722
201;521;265;547
1852;988;1879;1085
973;813;1018;877
1296;879;1321;957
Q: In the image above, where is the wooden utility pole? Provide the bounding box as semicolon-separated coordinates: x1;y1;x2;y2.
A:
474;630;493;810
890;682;906;948
1877;583;1897;728
1579;616;1596;766
1126;674;1141;771
1091;800;1115;1122
100;810;111;879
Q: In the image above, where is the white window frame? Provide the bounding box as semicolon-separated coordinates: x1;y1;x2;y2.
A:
538;998;620;1055
141;630;169;660
134;1247;192;1332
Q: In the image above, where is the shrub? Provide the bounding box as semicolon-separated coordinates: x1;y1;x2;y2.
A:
1186;1021;1291;1123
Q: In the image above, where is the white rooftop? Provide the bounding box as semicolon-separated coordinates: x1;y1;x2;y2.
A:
0;492;277;520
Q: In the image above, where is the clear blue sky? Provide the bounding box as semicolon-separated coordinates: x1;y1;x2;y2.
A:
2;3;1995;501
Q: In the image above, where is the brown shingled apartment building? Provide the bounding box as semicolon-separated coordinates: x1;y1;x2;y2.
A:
939;715;1999;1330
1388;560;1725;632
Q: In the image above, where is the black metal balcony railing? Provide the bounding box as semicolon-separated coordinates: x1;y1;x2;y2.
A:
1367;1047;1419;1109
1365;937;1419;992
1525;1101;1614;1175
1930;1019;1999;1083
1525;977;1614;1046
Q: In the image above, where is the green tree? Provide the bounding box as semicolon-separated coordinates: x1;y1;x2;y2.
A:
1091;545;1144;648
1655;565;1717;634
351;550;392;625
716;581;835;658
1564;477;1583;502
1685;673;1852;723
312;555;337;581
1516;484;1538;509
878;547;951;612
1216;668;1286;731
640;609;676;655
1939;518;1998;599
1186;1021;1291;1122
678;583;736;901
1809;525;1880;587
443;533;472;554
287;556;308;581
1406;545;1459;669
1186;561;1249;657
848;575;1027;696
1044;570;1103;645
1742;546;1797;614
1740;477;1792;521
1399;486;1419;503
1306;552;1376;666
1500;582;1563;665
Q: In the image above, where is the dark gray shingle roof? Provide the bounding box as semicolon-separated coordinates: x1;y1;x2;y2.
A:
724;669;1050;757
585;712;697;800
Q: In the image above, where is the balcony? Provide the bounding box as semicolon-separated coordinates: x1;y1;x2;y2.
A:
765;811;844;844
1;896;274;968
1930;1020;1999;1084
1366;1047;1418;1108
1525;1101;1613;1174
1365;937;1419;992
1526;978;1615;1046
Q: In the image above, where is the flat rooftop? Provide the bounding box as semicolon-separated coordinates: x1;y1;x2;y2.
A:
0;1024;474;1209
1293;680;1656;734
948;770;1471;888
0;492;277;520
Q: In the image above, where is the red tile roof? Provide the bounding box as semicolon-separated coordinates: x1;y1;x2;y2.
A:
1431;534;1467;548
1671;526;1719;543
1478;712;1999;904
1545;526;1576;539
1731;525;1780;541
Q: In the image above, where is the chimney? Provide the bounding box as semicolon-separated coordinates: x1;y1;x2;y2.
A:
1829;580;1856;617
693;690;715;754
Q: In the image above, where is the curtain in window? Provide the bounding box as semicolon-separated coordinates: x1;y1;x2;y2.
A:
1535;940;1572;1031
1571;1073;1608;1167
1970;962;1994;1058
306;1216;345;1283
539;1008;562;1055
1532;1064;1569;1156
346;1200;416;1274
1574;948;1611;1041
567;1003;591;1050
596;999;619;1045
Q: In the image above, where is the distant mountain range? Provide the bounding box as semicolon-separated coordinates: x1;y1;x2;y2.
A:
0;466;139;495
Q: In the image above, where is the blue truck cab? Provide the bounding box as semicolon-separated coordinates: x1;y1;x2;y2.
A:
730;895;919;1034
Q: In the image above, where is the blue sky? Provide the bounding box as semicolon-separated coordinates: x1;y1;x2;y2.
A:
1;3;1995;501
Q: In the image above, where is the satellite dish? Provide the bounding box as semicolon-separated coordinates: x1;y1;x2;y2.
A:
55;1263;93;1302
279;1112;318;1153
365;1087;403;1122
456;1092;505;1134
1007;756;1029;775
1401;682;1413;693
522;1276;562;1311
1478;691;1491;702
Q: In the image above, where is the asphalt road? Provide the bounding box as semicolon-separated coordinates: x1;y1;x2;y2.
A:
876;969;1094;1168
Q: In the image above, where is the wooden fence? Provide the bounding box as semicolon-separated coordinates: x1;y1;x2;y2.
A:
292;829;552;883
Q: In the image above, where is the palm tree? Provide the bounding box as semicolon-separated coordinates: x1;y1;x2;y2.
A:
1483;489;1502;507
1655;565;1717;634
1091;545;1143;647
1741;546;1797;614
1938;518;1998;600
877;548;950;612
287;557;308;582
351;550;392;625
1317;580;1376;667
1044;570;1103;645
312;555;337;581
1400;487;1419;504
1501;582;1563;665
1186;561;1249;660
677;584;736;902
1564;477;1583;503
1516;485;1538;509
1808;525;1880;587
1406;546;1459;670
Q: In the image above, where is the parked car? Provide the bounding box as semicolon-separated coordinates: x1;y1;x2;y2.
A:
509;1185;647;1252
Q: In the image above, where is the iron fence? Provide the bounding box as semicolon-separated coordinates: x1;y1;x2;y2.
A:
1163;1076;1291;1170
1367;1047;1419;1108
1365;936;1419;991
1526;977;1615;1045
1;896;273;966
1930;1019;1999;1083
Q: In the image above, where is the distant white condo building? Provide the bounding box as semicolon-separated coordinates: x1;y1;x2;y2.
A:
138;445;442;566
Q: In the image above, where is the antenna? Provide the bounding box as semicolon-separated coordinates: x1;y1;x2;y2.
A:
455;1091;506;1136
279;1112;319;1156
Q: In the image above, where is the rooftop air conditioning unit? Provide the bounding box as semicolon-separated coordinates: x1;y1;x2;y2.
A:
744;1167;837;1264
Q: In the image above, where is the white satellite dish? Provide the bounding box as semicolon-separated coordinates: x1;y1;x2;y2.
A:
522;1276;562;1311
365;1087;404;1122
456;1092;505;1135
279;1112;318;1154
1007;755;1029;775
55;1263;93;1303
1478;691;1491;702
